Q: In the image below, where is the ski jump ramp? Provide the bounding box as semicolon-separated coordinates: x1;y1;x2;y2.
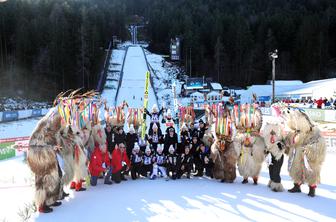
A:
116;46;158;109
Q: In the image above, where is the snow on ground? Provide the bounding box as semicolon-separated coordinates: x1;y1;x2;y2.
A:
0;117;41;139
144;49;183;112
0;146;335;221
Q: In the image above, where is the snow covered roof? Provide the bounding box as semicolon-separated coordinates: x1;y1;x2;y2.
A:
190;91;203;97
267;80;303;86
210;82;222;90
279;78;336;98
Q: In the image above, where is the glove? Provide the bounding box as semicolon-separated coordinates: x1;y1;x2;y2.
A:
102;162;106;169
122;161;127;167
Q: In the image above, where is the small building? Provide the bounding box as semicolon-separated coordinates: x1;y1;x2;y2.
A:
207;91;221;104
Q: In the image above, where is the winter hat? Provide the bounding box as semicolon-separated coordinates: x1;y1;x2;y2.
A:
129;124;135;134
152;123;158;130
145;146;151;154
168;145;175;154
168;126;175;133
133;142;140;151
152;104;158;113
156;144;163;153
199;119;204;124
166;109;172;118
192;133;199;138
181;123;188;131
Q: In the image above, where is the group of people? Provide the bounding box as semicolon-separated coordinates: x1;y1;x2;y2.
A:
27;97;327;214
89;112;213;185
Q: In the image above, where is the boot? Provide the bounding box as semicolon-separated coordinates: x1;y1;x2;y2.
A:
104;180;112;185
121;174;127;181
193;170;203;177
50;201;62;207
242;178;248;184
288;183;301;193
308;186;316;197
75;182;86;192
63;191;69;198
70;181;76;189
253;177;258;185
38;205;53;213
187;173;191;179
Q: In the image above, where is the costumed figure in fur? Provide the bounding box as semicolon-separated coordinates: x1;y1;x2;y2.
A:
104;100;128;127
273;104;326;197
27;108;63;213
262;122;286;192
233;103;266;185
179;106;195;130
210;104;238;183
56;90;101;192
56;125;88;192
127;108;143;132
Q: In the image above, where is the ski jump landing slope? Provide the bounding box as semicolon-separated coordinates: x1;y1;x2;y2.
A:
116;46;157;109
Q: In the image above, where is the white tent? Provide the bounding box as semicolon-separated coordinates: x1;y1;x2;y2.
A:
279;78;336;100
240;85;298;103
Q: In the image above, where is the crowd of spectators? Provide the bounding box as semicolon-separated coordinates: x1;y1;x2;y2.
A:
0;97;52;112
280;97;336;109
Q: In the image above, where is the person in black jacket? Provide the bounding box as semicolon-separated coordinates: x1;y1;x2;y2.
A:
180;123;191;146
177;146;193;179
115;126;126;147
141;146;154;178
130;143;143;180
190;133;202;176
166;145;179;180
126;124;138;158
198;119;207;140
188;122;199;139
198;142;214;178
105;123;114;154
145;104;164;129
147;123;164;152
164;126;178;154
150;144;168;180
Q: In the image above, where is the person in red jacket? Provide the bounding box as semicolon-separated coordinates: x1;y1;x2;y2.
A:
111;143;130;183
316;97;324;109
89;142;113;186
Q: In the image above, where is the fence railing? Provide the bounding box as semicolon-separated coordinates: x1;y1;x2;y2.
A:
0;109;49;123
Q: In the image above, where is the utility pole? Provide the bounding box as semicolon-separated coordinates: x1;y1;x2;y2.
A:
269;49;278;103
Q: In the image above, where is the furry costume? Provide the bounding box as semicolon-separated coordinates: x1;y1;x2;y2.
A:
210;105;238;183
210;135;237;182
233;104;265;184
27;108;62;212
104;101;128;127
275;105;326;197
263;123;286;192
57;125;88;191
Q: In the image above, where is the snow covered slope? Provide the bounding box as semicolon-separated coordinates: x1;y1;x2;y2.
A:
116;46;157;108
